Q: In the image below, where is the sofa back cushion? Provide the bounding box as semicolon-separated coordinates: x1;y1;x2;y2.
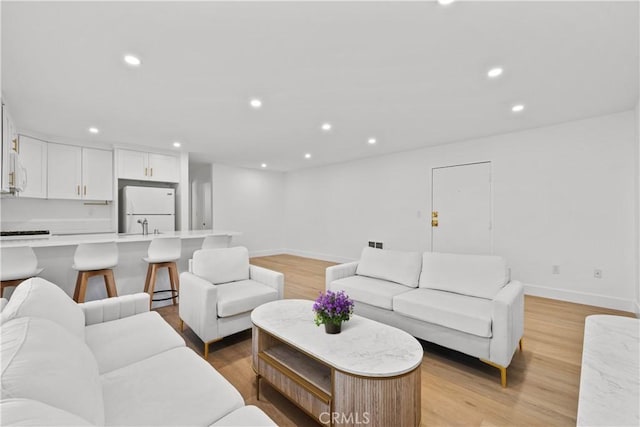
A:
356;247;422;288
419;252;508;299
192;247;250;285
1;317;104;425
0;278;85;340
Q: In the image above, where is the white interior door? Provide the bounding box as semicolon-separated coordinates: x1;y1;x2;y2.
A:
431;162;492;255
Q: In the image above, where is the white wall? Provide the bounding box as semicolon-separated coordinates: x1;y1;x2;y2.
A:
212;164;285;256
285;111;637;312
636;101;640;315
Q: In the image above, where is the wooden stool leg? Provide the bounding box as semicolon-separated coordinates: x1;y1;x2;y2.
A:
147;264;158;309
75;272;89;303
143;264;153;293
104;269;118;298
168;262;178;305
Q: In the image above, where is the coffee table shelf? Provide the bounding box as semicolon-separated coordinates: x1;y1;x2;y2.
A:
252;299;423;427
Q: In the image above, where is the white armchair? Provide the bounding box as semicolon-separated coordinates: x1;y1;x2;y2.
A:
179;247;284;358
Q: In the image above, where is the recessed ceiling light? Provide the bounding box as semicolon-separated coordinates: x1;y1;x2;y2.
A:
511;104;525;113
321;123;332;132
250;98;262;109
173;142;181;148
123;55;141;66
437;0;456;5
304;153;311;159
88;127;99;134
368;138;377;145
487;67;503;78
261;163;267;168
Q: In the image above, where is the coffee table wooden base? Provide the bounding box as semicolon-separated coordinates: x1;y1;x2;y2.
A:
252;326;421;427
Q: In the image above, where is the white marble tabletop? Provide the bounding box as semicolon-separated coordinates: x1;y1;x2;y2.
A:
577;315;639;427
251;299;423;377
0;229;241;248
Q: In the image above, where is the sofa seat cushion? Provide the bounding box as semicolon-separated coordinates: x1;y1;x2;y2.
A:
1;317;104;425
356;247;422;288
210;405;277;426
85;311;185;374
419;252;508;299
193;247;250;285
0;277;85;340
0;398;92;426
329;275;413;310
101;347;244;426
216;280;278;318
393;289;493;338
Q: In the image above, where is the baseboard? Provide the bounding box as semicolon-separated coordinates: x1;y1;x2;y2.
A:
524;284;636;313
249;248;288;258
282;248;355;264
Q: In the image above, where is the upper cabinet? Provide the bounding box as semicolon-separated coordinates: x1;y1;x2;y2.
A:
1;102;18;193
118;149;179;183
47;143;113;200
18;136;47;198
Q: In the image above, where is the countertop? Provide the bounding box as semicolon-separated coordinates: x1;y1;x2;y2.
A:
0;229;241;248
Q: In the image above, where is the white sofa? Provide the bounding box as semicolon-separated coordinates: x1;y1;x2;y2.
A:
179;247;284;358
327;248;524;386
0;278;275;426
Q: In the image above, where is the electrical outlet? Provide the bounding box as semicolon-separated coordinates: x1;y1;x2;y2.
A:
375;242;383;249
552;265;560;275
594;269;602;279
368;241;375;248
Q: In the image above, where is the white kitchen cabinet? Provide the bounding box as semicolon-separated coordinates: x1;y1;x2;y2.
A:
118;149;179;183
18;136;47;198
1;102;18;193
48;143;113;200
82;148;113;200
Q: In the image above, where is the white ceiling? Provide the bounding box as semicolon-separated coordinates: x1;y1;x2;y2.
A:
2;1;638;171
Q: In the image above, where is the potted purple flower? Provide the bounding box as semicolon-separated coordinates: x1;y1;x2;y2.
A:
312;290;354;334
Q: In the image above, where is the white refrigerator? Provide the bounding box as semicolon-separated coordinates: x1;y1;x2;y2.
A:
121;186;175;233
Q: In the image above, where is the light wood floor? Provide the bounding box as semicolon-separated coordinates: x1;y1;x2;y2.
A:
156;254;635;426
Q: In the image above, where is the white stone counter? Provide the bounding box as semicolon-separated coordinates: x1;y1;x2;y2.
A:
0;229;240;248
251;299;423;377
577;315;639;427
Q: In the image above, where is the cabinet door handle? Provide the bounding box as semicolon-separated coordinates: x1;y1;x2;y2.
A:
144;167;148;176
12;139;18;152
9;172;15;186
77;185;80;195
150;168;153;177
84;185;87;196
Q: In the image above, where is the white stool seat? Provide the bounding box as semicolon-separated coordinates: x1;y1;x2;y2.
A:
143;238;181;264
72;242;118;271
201;235;231;250
1;247;43;281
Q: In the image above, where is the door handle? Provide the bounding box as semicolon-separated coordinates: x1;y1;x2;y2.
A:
77;185;80;195
144;167;148;176
84;185;87;196
150;168;153;177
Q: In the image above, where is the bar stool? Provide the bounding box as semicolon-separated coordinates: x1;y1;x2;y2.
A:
0;247;44;298
72;242;118;303
201;235;231;249
143;237;181;308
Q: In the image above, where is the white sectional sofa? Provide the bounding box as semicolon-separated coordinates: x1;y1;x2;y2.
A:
0;278;275;426
327;248;524;386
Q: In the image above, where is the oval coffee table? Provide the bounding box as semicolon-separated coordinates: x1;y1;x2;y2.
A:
251;299;423;427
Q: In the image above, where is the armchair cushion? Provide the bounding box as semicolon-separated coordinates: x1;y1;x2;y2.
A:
329;275;412;310
1;317;104;425
356;247;422;288
0;277;85;340
84;311;185;374
419;252;508;299
393;288;493;338
0;399;92;426
101;347;244;426
193;247;250;285
216;280;279;318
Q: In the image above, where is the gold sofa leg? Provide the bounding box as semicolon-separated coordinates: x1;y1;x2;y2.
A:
480;359;507;388
179;319;184;332
203;338;221;359
519;338;523;352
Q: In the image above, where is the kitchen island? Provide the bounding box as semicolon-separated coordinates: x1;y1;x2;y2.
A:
0;230;240;305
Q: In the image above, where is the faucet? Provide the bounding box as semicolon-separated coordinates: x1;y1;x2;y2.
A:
137;218;149;235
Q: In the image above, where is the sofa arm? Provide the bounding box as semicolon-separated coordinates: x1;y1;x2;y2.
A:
250;265;284;299
0;298;8;312
80;293;150;326
179;272;220;342
325;261;359;289
489;280;525;367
